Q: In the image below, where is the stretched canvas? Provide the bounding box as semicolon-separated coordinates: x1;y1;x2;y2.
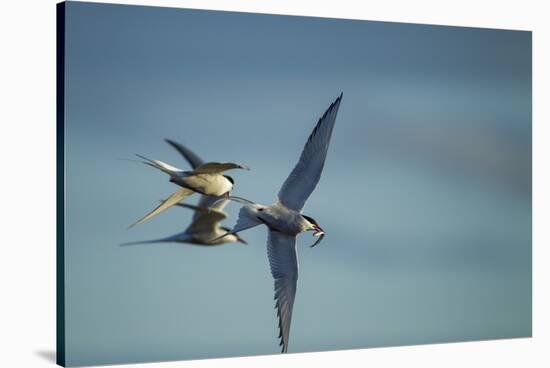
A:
57;1;532;366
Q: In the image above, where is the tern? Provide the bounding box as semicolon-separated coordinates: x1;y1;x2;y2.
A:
129;142;249;228
122;201;247;246
217;93;343;353
124;140;247;245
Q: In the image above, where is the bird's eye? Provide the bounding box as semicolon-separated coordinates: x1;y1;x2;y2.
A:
258;208;264;212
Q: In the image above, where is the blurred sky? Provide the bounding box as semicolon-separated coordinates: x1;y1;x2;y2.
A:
63;1;531;366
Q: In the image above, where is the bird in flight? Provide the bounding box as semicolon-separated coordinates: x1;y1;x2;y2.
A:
129;140;249;228
216;93;343;352
122;201;247;246
123;140;247;245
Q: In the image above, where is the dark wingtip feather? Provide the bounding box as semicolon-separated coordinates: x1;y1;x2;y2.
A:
333;92;343;106
274;300;287;352
306;93;343;144
164;138;182;152
163;139;205;170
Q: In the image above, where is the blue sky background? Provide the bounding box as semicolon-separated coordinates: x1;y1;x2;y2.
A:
63;2;531;366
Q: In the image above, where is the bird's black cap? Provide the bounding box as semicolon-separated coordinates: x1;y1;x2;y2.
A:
302;214;318;225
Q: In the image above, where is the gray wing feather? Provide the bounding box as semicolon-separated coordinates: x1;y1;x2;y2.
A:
266;231;298;353
165;139;205;169
129;187;193;228
227;205;261;234
278;93;343;212
193;162;250;174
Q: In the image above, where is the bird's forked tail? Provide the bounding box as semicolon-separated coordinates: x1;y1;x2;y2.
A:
136;154;183;176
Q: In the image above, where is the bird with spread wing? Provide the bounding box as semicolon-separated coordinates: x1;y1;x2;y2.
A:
215;93;343;352
129;140;249;228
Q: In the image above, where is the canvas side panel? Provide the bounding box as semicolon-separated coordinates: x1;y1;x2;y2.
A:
56;2;66;366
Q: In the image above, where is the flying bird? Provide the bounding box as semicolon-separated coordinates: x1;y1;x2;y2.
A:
129;141;249;228
216;93;343;353
122;201;247;246
124;140;248;245
164;138;239;225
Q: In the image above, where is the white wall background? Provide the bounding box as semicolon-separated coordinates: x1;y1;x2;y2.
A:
0;0;547;367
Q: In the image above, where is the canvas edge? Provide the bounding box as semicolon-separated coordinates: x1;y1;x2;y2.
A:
56;2;66;367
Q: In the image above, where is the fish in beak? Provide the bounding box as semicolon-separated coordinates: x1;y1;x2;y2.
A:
313;224;325;237
310;225;325;247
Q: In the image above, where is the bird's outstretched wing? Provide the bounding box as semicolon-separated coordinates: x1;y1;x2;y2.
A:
165;139;205;169
266;230;298;353
193;162;250;174
129;187;194;228
278;93;343;212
